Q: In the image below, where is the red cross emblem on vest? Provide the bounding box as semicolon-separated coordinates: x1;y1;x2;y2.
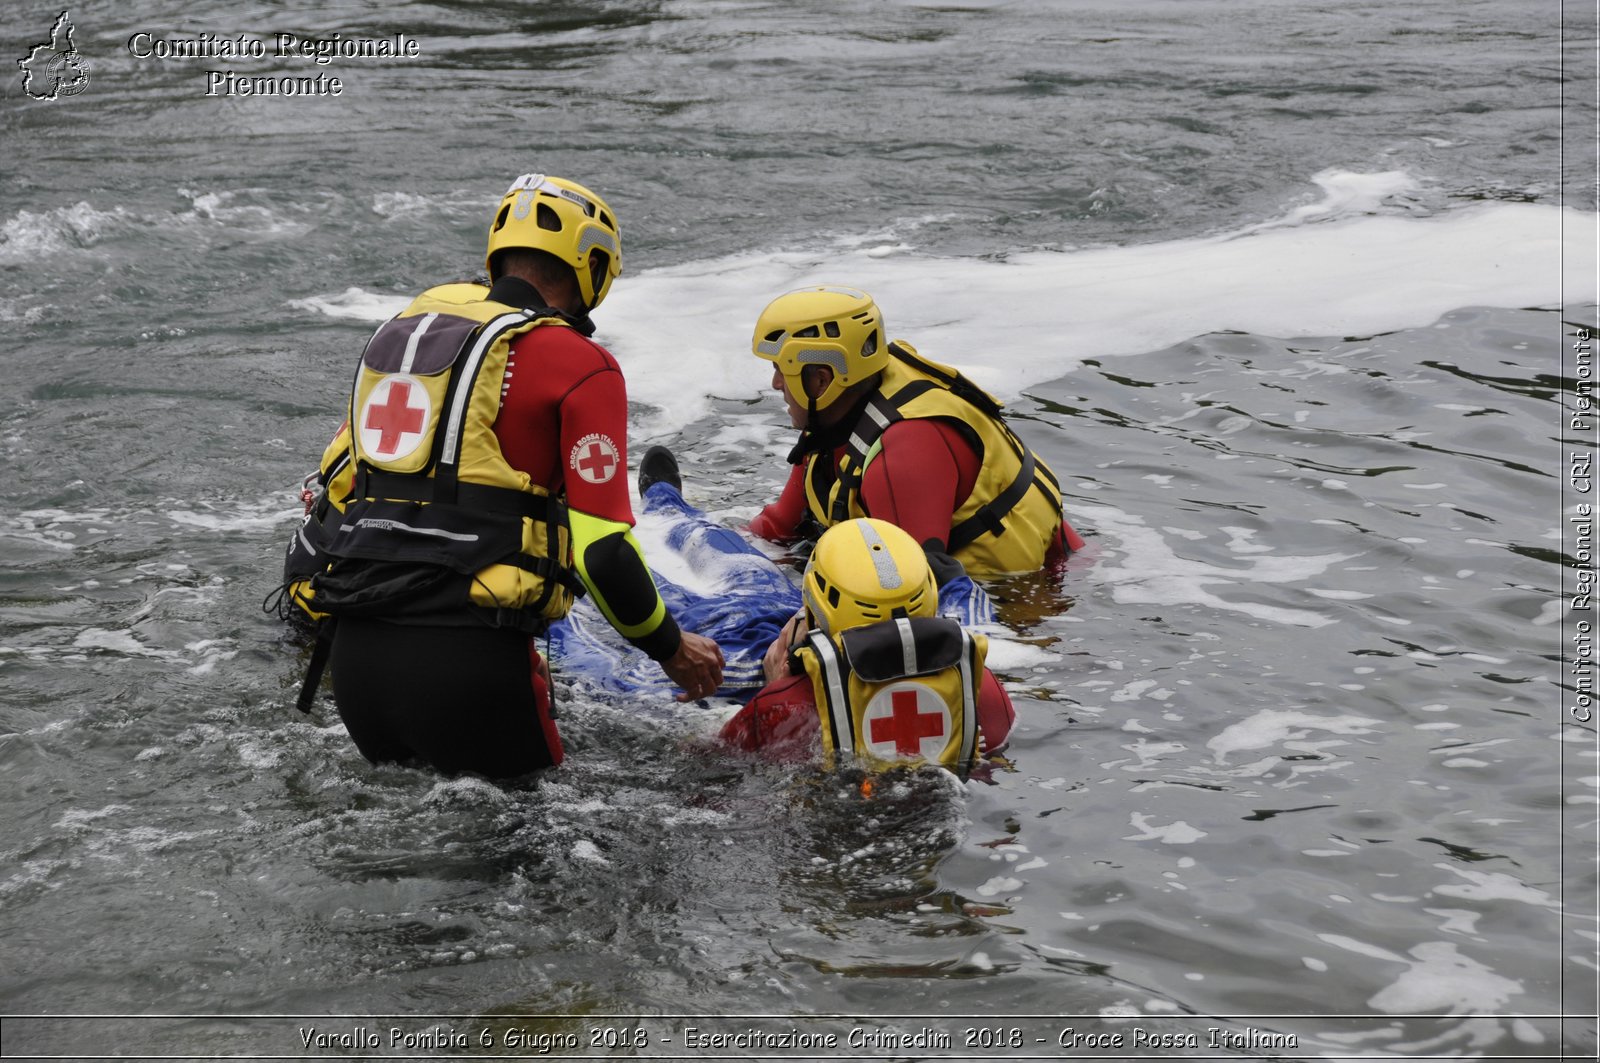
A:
569;433;620;485
358;375;430;461
862;683;951;760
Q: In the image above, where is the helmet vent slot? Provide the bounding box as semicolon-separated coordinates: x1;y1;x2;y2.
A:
794;325;820;339
861;330;878;357
823;321;841;338
536;203;563;232
493;204;511;233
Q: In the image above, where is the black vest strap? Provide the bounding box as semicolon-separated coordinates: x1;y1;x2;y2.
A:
945;430;1063;554
947;445;1033;553
295;618;337;714
512;553;587;596
828;390;914;524
832;365;1060;555
353;466;564;523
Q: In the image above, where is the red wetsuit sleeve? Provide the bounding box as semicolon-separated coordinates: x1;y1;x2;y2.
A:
750;462;809;542
720;674;819;759
556;367;636;526
553;346;682;659
495;328;680;657
977;668;1015;754
495;327;634;523
858;419;980;549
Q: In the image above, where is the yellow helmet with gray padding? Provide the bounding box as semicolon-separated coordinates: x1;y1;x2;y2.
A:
751;286;887;411
485;173;622;310
803;517;936;636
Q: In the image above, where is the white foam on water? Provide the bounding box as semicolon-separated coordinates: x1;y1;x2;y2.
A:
184;639;238;677
1318;936;1526;1018
1307;588;1374;601
1074;504;1353;628
54;804;134;830
1207;709;1382;764
2;189;316;266
1428;864;1558;908
168;503;305;533
983;638;1057;672
233;738;282;770
0;297;47;325
1243;168;1425;231
176;188;311;238
1365;941;1524;1015
598;184;1592;433
287;172;1598;434
0;202;140;261
571;839;611;866
1426;908;1485;938
976;875;1023;897
0;528;76;552
1122;813;1206;844
71;628;177;659
287;286;408;322
421;775;512;808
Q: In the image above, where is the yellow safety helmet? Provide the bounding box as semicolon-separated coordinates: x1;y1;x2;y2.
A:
485;173;622;310
803;518;937;636
752;286;887;412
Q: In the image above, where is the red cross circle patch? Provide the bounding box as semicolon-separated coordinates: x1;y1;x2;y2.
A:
862;682;952;761
568;432;621;485
358;375;430;461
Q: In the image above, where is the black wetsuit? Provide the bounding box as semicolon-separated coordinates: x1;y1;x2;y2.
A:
330;619;559;778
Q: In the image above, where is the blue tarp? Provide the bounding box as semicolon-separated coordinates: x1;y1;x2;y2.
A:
547;484;993;697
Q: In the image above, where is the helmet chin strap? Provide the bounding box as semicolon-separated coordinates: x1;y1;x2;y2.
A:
784;376;822;465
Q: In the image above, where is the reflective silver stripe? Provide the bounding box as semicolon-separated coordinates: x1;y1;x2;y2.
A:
399;313;437;374
810;634;853;758
755;334;785;357
439;314;528;469
957;630;979;769
348;330;371;460
864;403;892;429
343;518;479;542
296;525;317;557
855;520;902;589
895;617;917;675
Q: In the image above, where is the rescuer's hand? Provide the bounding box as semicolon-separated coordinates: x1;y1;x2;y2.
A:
762;611;807;685
663;630;725;702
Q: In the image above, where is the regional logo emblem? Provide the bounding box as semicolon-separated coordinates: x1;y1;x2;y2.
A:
18;11;92;101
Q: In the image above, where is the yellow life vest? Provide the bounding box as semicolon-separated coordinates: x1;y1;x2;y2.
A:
301;282;584;630
802;342;1065;578
281;423;355;622
795;616;987;779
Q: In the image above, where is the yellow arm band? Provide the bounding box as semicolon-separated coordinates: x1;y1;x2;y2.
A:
567;508;678;656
